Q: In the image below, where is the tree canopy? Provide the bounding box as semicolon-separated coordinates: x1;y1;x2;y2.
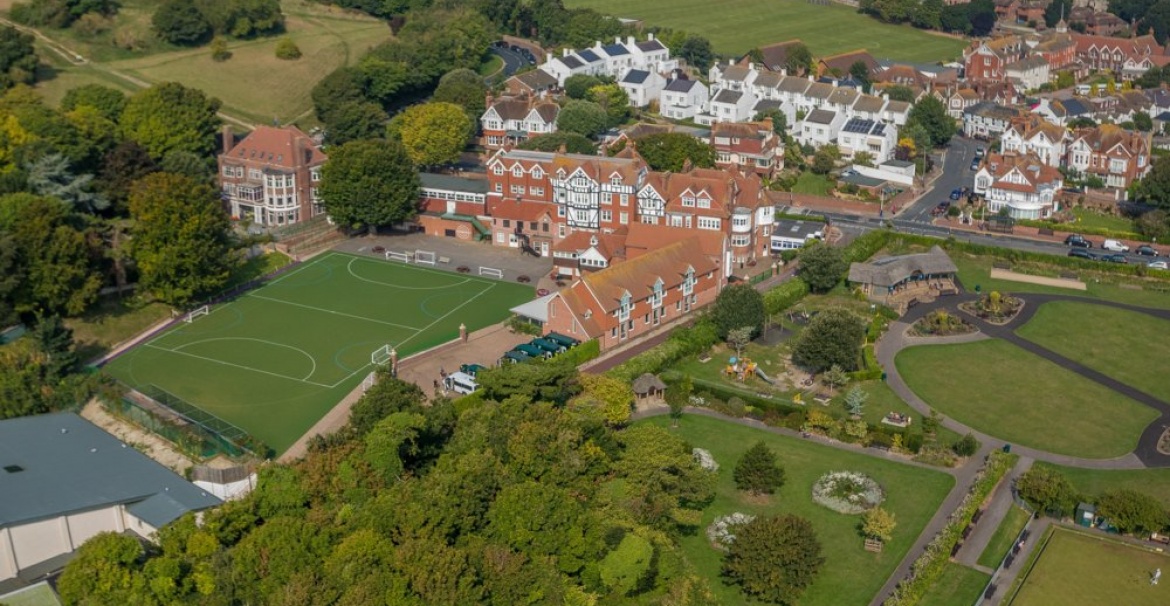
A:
1097;489;1167;535
722;514;825;605
128;172;237;307
792;307;865;372
319;139;420;232
391;102;471;168
710;284;766;339
798;243;847;293
120;82;221;161
557;100;609;138
0;27;38;91
633;132;716;172
518;131;597;154
733;441;786;495
906;96;956;148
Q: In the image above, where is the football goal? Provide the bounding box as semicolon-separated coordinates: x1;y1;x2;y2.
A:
414;250;437;266
371;344;393;366
478;266;504;279
385;250;411;263
184;305;210;323
362;371;377;393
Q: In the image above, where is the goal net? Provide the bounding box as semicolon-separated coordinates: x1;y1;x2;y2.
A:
362;372;377;393
371;344;392;366
184;305;209;323
478;266;504;279
385;250;411;263
414;250;437;266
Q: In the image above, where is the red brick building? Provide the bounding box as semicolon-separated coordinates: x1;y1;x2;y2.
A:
218;125;326;227
710;119;784;178
543;237;723;350
1072;33;1169;78
1065;125;1152;189
963;36;1027;84
480;95;560;150
416;173;491;241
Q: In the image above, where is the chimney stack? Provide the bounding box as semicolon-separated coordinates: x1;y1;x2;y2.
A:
222;125;234;154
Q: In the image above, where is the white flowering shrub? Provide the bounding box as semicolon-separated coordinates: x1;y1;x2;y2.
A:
688;394;706;406
692;448;719;472
705;512;755;551
811;471;884;514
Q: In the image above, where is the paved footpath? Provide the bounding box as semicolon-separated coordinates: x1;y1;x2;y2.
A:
955;456;1034;570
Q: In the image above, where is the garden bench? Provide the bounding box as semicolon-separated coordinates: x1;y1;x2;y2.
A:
438;256;451;264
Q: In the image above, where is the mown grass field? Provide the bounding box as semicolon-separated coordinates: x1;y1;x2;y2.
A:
564;0;967;61
978;505;1031;569
896;339;1156;459
639;414;954;606
23;0;393;124
920;562;990;606
1016;301;1170;403
1009;527;1170;606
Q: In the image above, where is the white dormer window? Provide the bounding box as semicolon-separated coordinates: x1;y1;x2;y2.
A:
651;279;664;309
682;196;695;207
512;166;524;177
610;175;622;185
493;164;504;175
682;268;696;296
617;292;632;321
697;197;711;209
533;167;543;179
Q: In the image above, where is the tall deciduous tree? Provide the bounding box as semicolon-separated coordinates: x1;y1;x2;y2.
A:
722;514;825;605
518;131;597;154
733;441;786;495
120;82;221;161
785;43;814;76
61;83;126;122
587;83;630;127
318;138;419;233
564;74;604;100
557;99;608;137
1135;155;1170;210
0;26;37;90
56;532;144;605
391;102;472;168
862;507;896;542
1016;466;1079;516
676;35;715;70
129;173;237;307
433;68;487;118
152;0;212;45
0;193;101;316
791;307;864;372
1097;490;1167;535
710;284;765;339
576;373;634;426
798;242;847;293
633;132;716;171
906;95;956;148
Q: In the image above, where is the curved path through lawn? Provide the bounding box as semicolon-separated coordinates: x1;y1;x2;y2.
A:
879;292;1170;468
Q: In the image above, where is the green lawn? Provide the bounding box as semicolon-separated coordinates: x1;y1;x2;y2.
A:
950;254;1170;310
104;252;533;453
66;298;173;363
920;562;990;606
29;0;392;124
0;582;63;606
793;171;835;196
1071;208;1136;233
639;414;955;606
978;505;1032;569
896;339;1157;459
1010;527;1170;606
564;0;967;61
1032;462;1170;505
825;380;963;447
1016;301;1170;403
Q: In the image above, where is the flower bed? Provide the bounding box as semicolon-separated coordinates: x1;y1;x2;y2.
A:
909;309;977;337
958;292;1023;325
812;471;885;514
706;512;755;552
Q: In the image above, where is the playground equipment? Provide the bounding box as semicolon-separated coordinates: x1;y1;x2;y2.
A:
724;356;773;383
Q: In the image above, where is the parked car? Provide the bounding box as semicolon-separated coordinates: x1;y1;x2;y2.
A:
1102;239;1130;252
1064;234;1093;248
975;147;985;156
950;188;963;200
932;201;950;216
1067;248;1095;260
1149;260;1169;270
1104;253;1128;263
1135;244;1159;257
970;160;980;171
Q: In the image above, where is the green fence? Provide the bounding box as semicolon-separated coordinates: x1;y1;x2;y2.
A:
106;382;262;459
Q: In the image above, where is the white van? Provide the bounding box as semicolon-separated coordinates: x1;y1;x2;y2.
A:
444;371;478;395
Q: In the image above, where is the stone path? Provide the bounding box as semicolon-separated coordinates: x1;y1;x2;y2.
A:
879;292;1170;469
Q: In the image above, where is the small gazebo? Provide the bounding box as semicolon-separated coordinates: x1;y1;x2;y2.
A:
632;373;667;402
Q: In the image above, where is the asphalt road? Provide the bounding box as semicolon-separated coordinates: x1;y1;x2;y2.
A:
488;45;529;83
902;136;983;223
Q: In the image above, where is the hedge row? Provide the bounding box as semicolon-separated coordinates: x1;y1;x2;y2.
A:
851;344;882;381
775;211;827;223
764;278;810;315
1014;218;1146;242
605;319;719;382
883;451;1017;606
558;339;601;367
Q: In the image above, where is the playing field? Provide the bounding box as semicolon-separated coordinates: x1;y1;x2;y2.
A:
564;0;967;62
1010;527;1170;606
104;252;534;454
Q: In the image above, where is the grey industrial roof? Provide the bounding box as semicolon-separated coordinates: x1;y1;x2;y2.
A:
772;219;825;241
622;69;650;84
664;78;698;92
420;172;489;194
0;413;220;529
848;246;957;288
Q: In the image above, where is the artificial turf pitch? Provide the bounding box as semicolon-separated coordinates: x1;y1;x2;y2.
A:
104;252;534;454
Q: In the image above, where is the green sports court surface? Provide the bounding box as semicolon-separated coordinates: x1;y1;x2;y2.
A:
104;251;534;454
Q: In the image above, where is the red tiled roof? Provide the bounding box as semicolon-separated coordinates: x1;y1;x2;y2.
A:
488;199;555;221
223;125;326;169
